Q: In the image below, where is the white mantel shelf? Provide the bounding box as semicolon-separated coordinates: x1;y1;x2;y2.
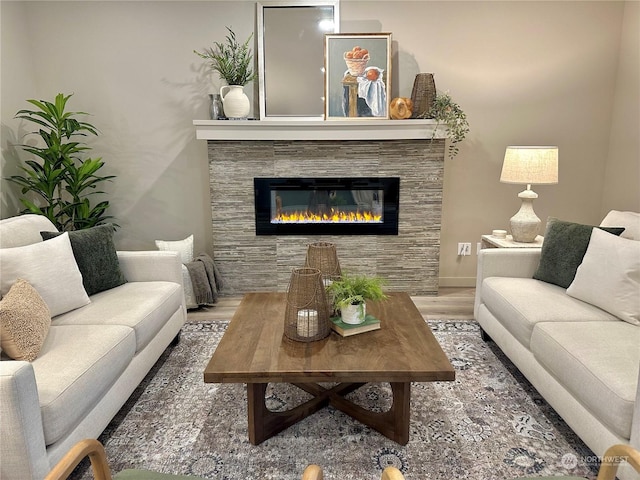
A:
193;119;447;141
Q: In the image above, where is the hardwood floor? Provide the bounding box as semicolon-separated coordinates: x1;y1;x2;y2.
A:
186;287;476;322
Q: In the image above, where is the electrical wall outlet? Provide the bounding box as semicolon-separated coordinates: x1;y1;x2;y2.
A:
457;242;472;256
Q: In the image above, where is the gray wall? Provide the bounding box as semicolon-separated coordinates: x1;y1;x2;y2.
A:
2;1;638;287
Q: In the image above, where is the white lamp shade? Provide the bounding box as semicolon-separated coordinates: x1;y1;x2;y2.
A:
500;146;559;185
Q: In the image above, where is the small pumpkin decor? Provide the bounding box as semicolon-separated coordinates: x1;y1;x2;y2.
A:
326;272;387;325
390;97;413;120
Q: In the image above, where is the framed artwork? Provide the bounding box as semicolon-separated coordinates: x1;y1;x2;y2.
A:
324;33;392;120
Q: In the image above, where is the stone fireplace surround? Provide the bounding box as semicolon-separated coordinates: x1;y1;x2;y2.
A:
195;120;445;295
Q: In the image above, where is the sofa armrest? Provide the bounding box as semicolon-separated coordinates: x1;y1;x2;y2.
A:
116;251;183;286
474;248;542;318
0;361;49;479
631;368;640;451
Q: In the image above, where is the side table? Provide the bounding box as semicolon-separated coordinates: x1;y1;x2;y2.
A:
481;234;544;249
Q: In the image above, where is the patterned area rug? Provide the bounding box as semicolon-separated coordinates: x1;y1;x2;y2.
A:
71;321;598;480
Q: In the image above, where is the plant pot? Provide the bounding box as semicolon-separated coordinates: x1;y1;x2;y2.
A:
220;85;250;119
341;303;366;325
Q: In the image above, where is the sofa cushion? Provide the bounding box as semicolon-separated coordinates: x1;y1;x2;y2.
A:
0;279;51;361
531;321;640;439
52;281;183;352
0;232;90;317
533;218;625;289
41;224;127;296
481;277;620;348
32;324;136;445
567;228;640;326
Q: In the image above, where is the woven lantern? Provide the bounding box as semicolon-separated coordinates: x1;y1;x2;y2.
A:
304;242;342;286
305;242;342;316
284;267;331;342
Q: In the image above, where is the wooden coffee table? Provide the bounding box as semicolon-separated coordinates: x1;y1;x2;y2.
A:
204;292;454;445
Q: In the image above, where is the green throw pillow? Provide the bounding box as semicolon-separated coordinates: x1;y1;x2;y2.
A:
41;224;126;296
533;217;625;289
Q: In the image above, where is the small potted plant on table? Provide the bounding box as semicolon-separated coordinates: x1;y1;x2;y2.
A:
327;272;387;324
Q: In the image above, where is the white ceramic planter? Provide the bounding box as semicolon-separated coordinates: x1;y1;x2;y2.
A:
220;85;250;119
341;303;366;325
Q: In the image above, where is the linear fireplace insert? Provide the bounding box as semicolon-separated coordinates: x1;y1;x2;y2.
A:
254;177;400;235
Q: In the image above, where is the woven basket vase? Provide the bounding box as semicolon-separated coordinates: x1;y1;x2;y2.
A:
410;73;436;119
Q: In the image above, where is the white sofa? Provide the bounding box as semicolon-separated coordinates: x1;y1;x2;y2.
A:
475;210;640;480
0;215;187;480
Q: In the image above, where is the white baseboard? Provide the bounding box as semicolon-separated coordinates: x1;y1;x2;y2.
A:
439;277;476;288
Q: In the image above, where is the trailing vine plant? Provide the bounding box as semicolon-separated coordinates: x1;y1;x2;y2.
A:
7;93;117;231
425;92;470;160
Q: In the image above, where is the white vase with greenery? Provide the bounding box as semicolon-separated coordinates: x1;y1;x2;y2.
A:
194;27;256;119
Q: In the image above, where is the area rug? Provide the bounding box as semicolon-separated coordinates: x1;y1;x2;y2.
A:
71;321;598;480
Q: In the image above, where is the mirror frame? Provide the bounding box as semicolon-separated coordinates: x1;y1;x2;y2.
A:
257;1;340;121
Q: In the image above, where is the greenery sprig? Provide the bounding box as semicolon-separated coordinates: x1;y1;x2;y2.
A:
7;93;116;231
194;27;256;86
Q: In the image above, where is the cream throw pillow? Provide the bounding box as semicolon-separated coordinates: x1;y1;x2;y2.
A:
567;228;640;326
155;234;194;264
0;232;90;317
0;278;51;361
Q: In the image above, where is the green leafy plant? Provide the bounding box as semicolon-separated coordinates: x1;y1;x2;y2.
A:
425;92;470;160
7;93;116;231
327;272;388;316
194;27;256;86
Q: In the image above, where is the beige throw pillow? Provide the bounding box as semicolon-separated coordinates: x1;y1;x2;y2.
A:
0;278;51;361
567;228;640;326
0;232;90;317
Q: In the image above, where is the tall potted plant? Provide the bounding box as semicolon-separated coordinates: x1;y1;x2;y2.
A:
327;272;387;325
7;93;116;231
194;27;256;119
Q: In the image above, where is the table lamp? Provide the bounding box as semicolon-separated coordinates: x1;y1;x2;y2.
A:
500;146;558;242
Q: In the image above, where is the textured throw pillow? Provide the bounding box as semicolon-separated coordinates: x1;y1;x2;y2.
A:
0;278;51;361
0;232;90;317
533;218;625;289
567;228;640;326
41;224;126;296
155;234;194;264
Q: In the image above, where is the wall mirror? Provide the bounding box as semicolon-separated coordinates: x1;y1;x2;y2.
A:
257;1;340;120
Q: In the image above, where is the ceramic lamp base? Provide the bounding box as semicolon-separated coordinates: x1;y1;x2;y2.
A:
510;188;541;243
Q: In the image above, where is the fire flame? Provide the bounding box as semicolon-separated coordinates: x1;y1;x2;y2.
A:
273;209;382;224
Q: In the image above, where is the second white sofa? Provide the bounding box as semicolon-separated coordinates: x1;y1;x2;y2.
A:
475;210;640;480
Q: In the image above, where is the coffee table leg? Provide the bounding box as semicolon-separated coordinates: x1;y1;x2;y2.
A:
390;382;411;445
328;382;411;445
247;383;268;445
247;382;411;445
247;382;338;445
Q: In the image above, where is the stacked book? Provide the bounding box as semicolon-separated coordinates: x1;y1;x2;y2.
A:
330;314;381;337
